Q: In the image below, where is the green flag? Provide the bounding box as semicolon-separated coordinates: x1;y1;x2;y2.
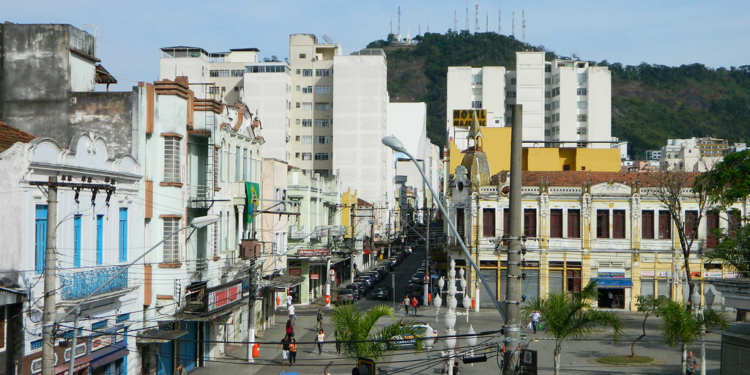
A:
245;182;259;224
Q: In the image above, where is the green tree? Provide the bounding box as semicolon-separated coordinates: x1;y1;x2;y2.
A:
631;294;669;357
659;300;729;374
330;304;421;360
524;282;623;375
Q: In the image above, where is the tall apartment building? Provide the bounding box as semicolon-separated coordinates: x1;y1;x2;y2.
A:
447;51;612;150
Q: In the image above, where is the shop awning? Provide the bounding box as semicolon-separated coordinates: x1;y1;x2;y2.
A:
136;329;188;344
263;275;306;289
54;355;92;375
177;296;248;322
90;342;129;369
592;278;633;288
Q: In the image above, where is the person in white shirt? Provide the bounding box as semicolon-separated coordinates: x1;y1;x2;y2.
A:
286;293;293;307
529;310;542;334
316;329;326;354
288;304;296;323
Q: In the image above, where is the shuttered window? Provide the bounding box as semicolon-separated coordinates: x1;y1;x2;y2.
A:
524;209;537;237
482;208;496;237
567;209;580;238
685;210;698;239
659;211;671;239
612;210;626;239
550;209;563;238
597;210;609;238
706;211;720;248
642;210;654;239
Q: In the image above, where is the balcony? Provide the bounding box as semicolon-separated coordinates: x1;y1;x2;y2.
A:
188;184;212;208
60;266;128;301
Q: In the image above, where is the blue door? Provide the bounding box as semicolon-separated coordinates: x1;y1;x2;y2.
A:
157;340;173;375
180;322;198;371
96;214;104;265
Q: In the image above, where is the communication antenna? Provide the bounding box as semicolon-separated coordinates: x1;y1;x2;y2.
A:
322;35;334;44
398;6;402;38
522;10;526;42
486;12;489;32
454;9;457;31
512;11;515;37
475;5;480;32
465;1;469;31
390;19;393;35
498;5;502;34
81;23;99;58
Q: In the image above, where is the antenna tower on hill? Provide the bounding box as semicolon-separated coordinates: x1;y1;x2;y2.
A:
522;10;526;42
454;9;458;31
465;2;469;31
512;11;515;37
498;6;501;34
398;6;401;37
475;4;480;32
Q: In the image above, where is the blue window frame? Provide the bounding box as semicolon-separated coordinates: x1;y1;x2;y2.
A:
96;215;104;265
35;205;48;274
119;208;128;262
74;215;82;268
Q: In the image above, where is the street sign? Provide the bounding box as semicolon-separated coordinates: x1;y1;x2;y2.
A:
423;275;429;283
329;269;336;277
520;349;537;375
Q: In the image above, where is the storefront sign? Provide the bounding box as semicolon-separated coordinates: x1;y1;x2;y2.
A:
597;268;625;278
657;271;669;278
640;270;655;277
289;268;302;276
703;271;723;278
310;274;319;280
727;272;739;278
207;283;242;312
91;335;112;352
452;109;487;127
297;249;330;257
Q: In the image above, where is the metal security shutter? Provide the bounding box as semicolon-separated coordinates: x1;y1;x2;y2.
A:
549;271;563;293
521;270;539;302
657;280;670;298
180;322;198;371
479;269;498;308
640;279;654;297
157;340;173;375
720;343;750;375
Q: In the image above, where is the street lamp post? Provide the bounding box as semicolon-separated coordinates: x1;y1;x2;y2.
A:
690;288;706;375
382;135;506;321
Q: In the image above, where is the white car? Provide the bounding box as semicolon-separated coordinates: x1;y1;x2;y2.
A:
390;323;437;349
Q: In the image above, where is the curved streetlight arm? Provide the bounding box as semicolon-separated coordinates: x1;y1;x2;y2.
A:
382;136;506;321
57;215;219;323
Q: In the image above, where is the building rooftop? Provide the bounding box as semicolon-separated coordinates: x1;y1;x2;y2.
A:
0;122;36;152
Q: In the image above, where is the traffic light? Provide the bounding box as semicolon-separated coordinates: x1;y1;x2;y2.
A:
352;357;375;375
462;354;487;364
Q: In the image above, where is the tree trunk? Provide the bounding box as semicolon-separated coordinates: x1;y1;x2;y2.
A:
554;343;562;375
681;342;687;375
630;315;649;357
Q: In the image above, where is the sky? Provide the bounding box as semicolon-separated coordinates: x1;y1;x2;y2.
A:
5;0;749;91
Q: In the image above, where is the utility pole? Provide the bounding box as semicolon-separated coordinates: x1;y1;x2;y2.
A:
503;105;523;374
423;207;430;306
41;176;58;375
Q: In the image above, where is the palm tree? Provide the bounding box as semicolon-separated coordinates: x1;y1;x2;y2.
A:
659;299;728;375
524;282;623;375
331;303;422;360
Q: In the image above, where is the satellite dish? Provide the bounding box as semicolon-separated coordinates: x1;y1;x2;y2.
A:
322;35;334;44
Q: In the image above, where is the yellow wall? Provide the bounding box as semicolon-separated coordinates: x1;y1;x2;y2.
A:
448;128;621;175
341;188;357;238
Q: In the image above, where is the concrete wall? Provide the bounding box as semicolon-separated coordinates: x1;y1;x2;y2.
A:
245;66;291;162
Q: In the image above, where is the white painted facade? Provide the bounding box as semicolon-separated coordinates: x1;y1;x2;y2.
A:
244;63;292;163
0;133;143;374
447;52;612;151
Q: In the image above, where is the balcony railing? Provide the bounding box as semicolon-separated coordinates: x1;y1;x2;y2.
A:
188;184;212;208
60;266;128;301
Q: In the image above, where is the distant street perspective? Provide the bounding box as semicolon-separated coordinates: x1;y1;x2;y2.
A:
1;16;750;375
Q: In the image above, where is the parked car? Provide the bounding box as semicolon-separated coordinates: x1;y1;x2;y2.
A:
411;272;425;284
405;283;424;298
389;323;437;349
336;289;356;305
368;271;381;283
345;284;361;300
351;282;366;298
356;275;373;288
375;266;388;277
371;286;391;300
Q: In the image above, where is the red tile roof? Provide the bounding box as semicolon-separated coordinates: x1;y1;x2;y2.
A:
493;170;700;187
0;122;36;152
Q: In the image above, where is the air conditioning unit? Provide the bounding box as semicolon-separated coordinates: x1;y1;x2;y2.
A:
240;239;261;260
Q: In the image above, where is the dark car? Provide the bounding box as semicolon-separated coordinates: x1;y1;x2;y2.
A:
368;271;381;283
371;286;391;300
345;284;361;300
355;276;373;289
336;289;356;305
411;272;425;284
351;282;366;298
375;266;388;276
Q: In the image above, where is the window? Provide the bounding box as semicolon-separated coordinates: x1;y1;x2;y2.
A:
301;153;312;160
550;209;563;238
577;101;588;109
471;101;482;108
577;88;588;95
235;146;241;180
642;210;654;239
163;218;180;263
658;211;671;239
242;149;248;181
578;72;588;83
472;74;483;84
301;136;312;144
576;127;587;135
507;91;516;98
612;210;626;238
545;91;551;98
597;210;609;238
472;88;482;95
567;209;580;238
482;208;495;237
315;86;331;94
231;69;244;77
456;208;466;241
706;211;719;247
316;136;330;144
301;119;312;127
209;70;230;77
510;78;517;85
302;86;313;93
577;115;588;122
316;69;331;76
576;142;587;148
314;152;329;161
524;209;537;237
73;215;82;267
567;270;582;292
164;136;181;183
96;214;104;265
302;69;313;77
301;102;312;110
35;205;48;274
315;119;330;127
296;69;301;75
315;102;331;110
729;209;741;238
685;210;698;239
295;86;301;92
299;53;306;58
119;208;128;262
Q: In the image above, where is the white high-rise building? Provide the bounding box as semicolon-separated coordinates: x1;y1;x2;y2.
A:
447;51;612;150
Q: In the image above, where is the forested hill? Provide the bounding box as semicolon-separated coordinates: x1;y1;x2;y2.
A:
367;31;750;158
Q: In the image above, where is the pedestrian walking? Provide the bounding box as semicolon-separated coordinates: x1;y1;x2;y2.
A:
174;364;186;375
686;351;700;374
277;334;292;366
450;362;460;375
334;330;342;354
411;296;418;315
317;329;326;354
529;310;542;334
288;338;298;366
286;292;293;307
316;308;324;331
288;304;296;324
403;296;410;315
285;319;295;338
